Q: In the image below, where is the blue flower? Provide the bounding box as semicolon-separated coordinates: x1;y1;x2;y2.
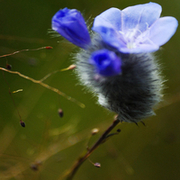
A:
51;3;178;123
52;8;91;49
89;49;122;76
92;2;178;53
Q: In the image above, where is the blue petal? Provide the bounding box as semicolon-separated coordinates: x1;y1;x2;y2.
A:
120;44;159;53
122;2;162;33
148;17;178;46
52;8;91;48
93;26;126;49
93;8;122;30
89;49;122;76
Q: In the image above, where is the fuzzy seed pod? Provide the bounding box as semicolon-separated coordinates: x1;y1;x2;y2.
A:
75;35;163;123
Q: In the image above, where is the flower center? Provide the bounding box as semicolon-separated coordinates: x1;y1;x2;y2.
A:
117;24;155;51
120;28;142;49
127;42;136;49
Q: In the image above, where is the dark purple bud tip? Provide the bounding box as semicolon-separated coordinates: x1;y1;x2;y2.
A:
6;64;12;70
30;164;38;171
94;162;101;168
89;49;122;76
30;161;41;171
58;109;64;118
20;120;25;127
52;8;91;49
117;129;121;133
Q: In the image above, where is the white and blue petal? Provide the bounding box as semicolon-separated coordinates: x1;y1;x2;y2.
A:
93;26;126;49
92;2;178;54
93;8;122;30
148;16;178;46
119;44;159;54
122;2;162;33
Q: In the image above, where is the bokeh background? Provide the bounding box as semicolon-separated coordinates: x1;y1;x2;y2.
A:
0;0;180;180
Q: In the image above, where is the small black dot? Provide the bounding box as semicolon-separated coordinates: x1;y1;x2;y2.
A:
58;109;64;118
6;64;12;70
20;121;25;127
117;129;121;133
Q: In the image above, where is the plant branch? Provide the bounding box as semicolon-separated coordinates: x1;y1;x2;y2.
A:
64;118;120;180
0;67;85;108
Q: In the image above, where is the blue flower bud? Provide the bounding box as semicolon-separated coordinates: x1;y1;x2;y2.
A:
52;8;91;48
89;49;122;77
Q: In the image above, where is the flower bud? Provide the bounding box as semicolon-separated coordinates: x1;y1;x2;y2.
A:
89;49;122;77
52;8;91;49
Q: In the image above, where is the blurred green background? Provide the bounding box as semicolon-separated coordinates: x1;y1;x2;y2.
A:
0;0;180;180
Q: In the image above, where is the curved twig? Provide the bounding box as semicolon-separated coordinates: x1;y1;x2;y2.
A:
63;118;120;180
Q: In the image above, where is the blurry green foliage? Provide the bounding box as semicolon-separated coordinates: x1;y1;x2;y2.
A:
0;0;180;180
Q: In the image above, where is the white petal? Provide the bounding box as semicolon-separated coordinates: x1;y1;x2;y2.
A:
122;2;162;32
149;17;178;46
120;44;159;53
93;8;122;30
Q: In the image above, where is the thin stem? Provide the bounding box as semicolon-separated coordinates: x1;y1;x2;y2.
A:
64;118;120;180
2;72;22;121
0;67;85;108
0;46;52;58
